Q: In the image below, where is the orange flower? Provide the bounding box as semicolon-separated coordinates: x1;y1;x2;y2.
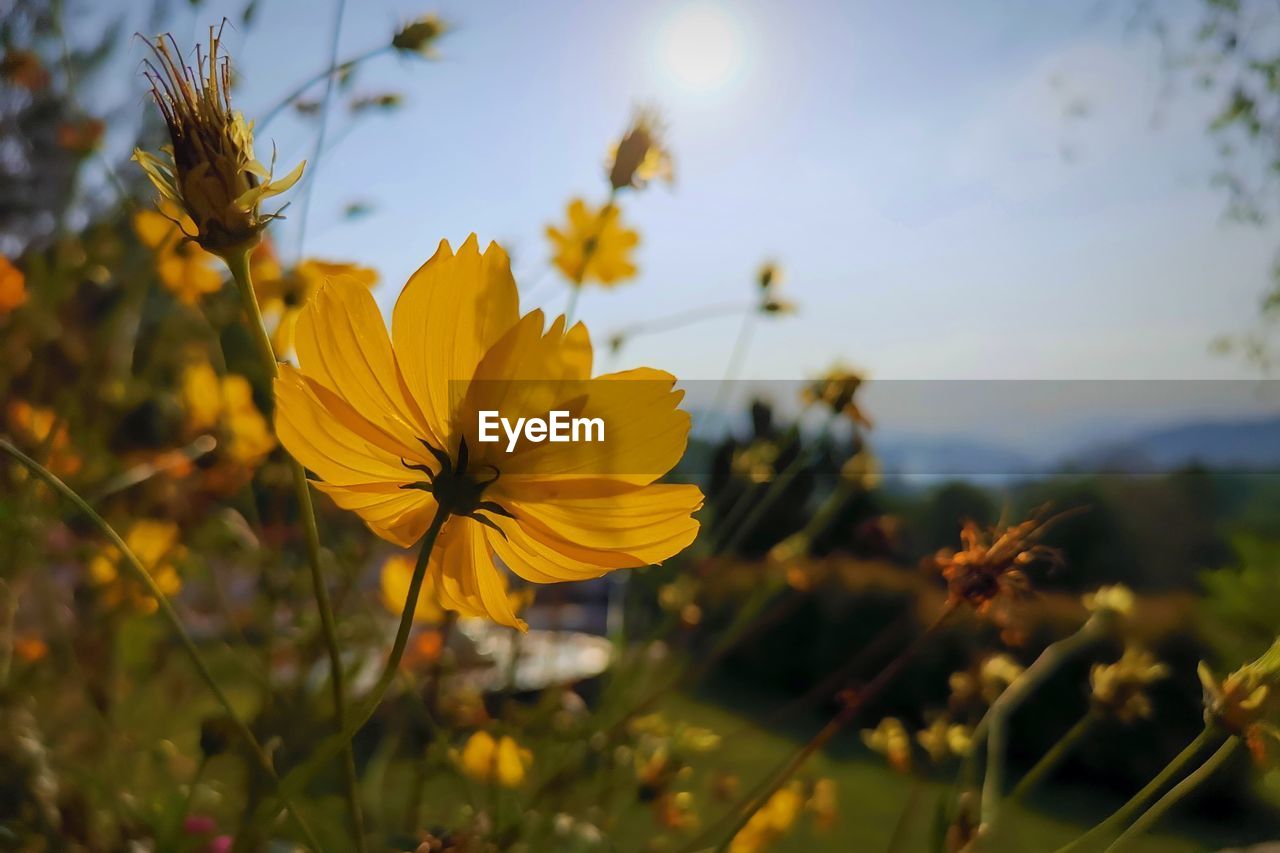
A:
0;255;27;314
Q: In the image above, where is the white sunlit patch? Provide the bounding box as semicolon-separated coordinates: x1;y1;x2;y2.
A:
659;3;743;93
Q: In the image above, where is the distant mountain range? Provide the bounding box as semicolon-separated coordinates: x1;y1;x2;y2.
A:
873;415;1280;482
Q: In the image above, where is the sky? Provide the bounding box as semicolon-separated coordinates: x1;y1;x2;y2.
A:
84;0;1280;416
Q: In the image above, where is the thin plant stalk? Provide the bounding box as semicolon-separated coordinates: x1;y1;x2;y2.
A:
1054;726;1222;853
293;0;349;261
1009;711;1098;802
263;505;450;821
679;603;957;853
564;187;619;326
223;248;365;850
978;616;1108;834
0;438;325;851
1105;736;1240;851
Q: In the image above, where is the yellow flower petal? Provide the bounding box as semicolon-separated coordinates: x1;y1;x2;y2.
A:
391;235;519;440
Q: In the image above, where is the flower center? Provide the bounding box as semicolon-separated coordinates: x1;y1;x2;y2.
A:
400;436;513;535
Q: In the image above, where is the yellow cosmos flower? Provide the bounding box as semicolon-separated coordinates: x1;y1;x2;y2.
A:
256;258;378;355
133;201;224;304
273;235;702;630
89;519;184;614
861;717;912;772
546;199;639;287
0;255;27;313
379;554;445;623
457;731;531;787
181;363;276;466
133;28;304;256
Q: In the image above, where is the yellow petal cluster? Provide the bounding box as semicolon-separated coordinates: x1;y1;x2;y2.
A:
546;199;639;287
728;781;804;853
379;554;445;624
273;235;702;630
133;202;224;304
7;400;80;477
181;363;276;466
457;731;531;787
89;519;184;614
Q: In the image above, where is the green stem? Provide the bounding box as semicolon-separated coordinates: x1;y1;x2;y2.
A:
1009;712;1097;802
262;506;450;822
1105;736;1240;851
679;604;956;853
979;617;1107;834
0;438;324;851
1054;726;1221;853
224;247;366;850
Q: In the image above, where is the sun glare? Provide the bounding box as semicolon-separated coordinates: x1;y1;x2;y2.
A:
660;3;742;93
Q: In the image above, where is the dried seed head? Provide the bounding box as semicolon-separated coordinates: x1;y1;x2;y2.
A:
608;106;674;192
392;15;448;57
133;26;304;257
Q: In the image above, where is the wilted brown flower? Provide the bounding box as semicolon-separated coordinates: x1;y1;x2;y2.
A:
801;365;871;427
392;15;448;57
608;105;674;192
1090;647;1169;723
56;118;105;156
134;27;304;257
930;513;1064;617
1;49;49;91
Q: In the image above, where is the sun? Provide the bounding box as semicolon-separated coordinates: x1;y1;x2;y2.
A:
659;3;743;93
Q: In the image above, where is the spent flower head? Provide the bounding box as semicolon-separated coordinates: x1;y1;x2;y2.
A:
801;364;871;427
392;14;448;57
930;512;1065;619
134;27;304;257
608;105;674;192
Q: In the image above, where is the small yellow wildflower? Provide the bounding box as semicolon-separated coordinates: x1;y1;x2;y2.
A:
931;515;1063;620
729;781;804;853
180;364;276;466
134;28;304;256
457;731;532;787
980;653;1025;703
1082;584;1135;618
546;198;639;286
1198;638;1280;763
379;554;445;623
133;201;224;304
862;717;912;772
654;790;699;831
1090;647;1169;723
608;106;674;192
89;520;184;614
7;400;80;477
0;255;28;313
181;361;223;432
808;778;838;830
917;716;973;763
273;235;702;629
